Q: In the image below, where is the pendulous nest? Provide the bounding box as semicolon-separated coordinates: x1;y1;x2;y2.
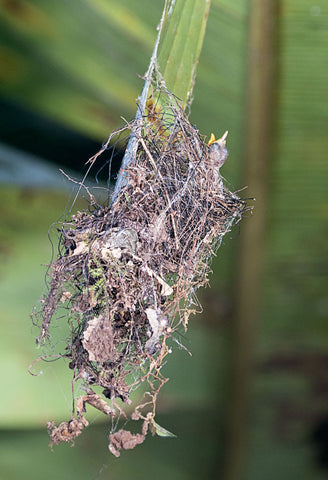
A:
32;90;248;455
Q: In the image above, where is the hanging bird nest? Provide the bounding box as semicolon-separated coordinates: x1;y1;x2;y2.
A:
32;81;248;456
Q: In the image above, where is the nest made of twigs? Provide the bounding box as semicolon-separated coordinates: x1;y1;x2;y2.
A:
32;92;247;455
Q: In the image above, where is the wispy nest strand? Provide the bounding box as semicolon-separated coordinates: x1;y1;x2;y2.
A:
32;87;248;455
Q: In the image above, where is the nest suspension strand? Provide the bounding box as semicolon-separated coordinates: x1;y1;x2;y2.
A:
32;77;247;455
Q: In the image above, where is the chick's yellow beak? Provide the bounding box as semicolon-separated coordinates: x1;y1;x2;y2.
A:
208;131;228;147
208;133;216;146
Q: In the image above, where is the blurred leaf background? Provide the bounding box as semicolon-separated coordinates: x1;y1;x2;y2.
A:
0;1;327;479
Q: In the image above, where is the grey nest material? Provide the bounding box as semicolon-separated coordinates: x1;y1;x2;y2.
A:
33;95;247;454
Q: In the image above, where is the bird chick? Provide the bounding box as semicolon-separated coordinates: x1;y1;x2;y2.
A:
208;131;229;169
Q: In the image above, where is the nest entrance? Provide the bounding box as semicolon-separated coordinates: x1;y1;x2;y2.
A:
32;85;247;455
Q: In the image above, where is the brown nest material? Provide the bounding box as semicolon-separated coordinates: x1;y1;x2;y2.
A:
32;91;248;455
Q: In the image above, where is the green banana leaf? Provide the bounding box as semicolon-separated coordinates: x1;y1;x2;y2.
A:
0;2;328;479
